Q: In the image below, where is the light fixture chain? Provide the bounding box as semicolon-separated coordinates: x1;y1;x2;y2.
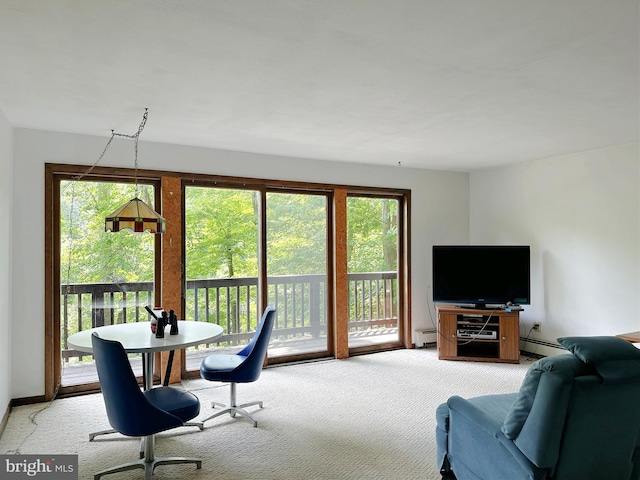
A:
61;134;115;193
109;108;148;198
62;108;149;193
111;108;148;141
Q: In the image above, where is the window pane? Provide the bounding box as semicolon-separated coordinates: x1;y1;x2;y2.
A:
347;197;400;348
267;192;328;357
60;180;156;386
184;186;260;370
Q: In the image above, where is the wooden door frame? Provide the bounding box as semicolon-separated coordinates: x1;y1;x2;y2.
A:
44;164;163;400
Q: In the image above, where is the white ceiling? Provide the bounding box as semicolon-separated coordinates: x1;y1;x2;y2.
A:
0;0;638;171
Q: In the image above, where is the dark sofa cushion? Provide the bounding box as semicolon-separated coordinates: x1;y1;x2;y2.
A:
558;336;640;363
558;336;640;383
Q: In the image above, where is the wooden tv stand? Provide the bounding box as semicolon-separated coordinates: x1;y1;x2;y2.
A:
437;305;520;364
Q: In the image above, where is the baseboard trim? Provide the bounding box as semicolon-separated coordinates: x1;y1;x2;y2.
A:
10;395;47;407
520;337;566;357
0;400;11;438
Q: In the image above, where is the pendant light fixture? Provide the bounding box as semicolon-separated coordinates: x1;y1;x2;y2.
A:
104;196;166;233
103;109;166;234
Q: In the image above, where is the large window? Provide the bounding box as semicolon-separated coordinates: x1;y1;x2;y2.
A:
45;165;410;399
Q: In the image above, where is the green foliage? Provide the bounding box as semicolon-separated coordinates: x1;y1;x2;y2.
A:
61;180;399;318
185;187;259;279
61;183;400;284
266;192;327;275
347;197;398;272
60;180;155;284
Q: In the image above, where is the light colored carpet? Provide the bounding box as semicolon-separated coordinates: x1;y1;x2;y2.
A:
0;348;533;480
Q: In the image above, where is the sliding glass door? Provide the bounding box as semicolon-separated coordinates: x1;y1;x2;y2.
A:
184;185;261;370
59;179;158;387
347;196;400;349
184;186;330;363
266;191;329;358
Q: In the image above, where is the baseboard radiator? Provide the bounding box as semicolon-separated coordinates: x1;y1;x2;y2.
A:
414;328;438;347
520;337;564;357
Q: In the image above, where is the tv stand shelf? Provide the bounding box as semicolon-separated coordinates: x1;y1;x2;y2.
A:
437;305;520;364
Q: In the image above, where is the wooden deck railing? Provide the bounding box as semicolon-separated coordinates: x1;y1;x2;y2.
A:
61;272;398;361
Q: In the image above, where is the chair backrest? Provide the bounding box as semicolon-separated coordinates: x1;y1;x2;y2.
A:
230;306;276;383
91;333;184;436
501;336;640;480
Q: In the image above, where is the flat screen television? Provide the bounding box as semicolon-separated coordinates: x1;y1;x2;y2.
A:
432;245;530;308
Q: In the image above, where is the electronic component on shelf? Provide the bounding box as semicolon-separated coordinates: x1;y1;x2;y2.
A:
456;329;497;340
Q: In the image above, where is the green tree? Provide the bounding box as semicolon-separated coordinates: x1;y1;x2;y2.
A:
266;192;327;275
185;187;259;279
61;182;399;284
347;197;398;272
61;180;155;285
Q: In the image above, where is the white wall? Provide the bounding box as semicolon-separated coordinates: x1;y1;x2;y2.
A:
0;108;12;415
470;143;640;353
11;127;639;398
11;128;469;399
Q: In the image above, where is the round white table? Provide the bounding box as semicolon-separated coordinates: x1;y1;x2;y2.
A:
68;320;223;390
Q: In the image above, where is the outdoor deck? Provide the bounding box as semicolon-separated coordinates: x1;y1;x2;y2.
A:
61;328;400;387
60;272;400;388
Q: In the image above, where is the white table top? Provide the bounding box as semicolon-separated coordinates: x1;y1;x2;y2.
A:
67;321;223;354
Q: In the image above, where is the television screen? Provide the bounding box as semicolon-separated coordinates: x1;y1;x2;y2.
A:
432;245;530;308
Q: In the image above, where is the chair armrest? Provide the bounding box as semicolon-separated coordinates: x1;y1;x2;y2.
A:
446;396;544;480
447;395;503;436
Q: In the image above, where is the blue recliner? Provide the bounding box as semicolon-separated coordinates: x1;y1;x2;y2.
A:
91;333;202;480
436;336;640;480
200;306;276;427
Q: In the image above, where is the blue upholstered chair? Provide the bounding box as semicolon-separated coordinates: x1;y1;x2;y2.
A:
199;306;276;427
436;336;640;480
91;333;203;480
